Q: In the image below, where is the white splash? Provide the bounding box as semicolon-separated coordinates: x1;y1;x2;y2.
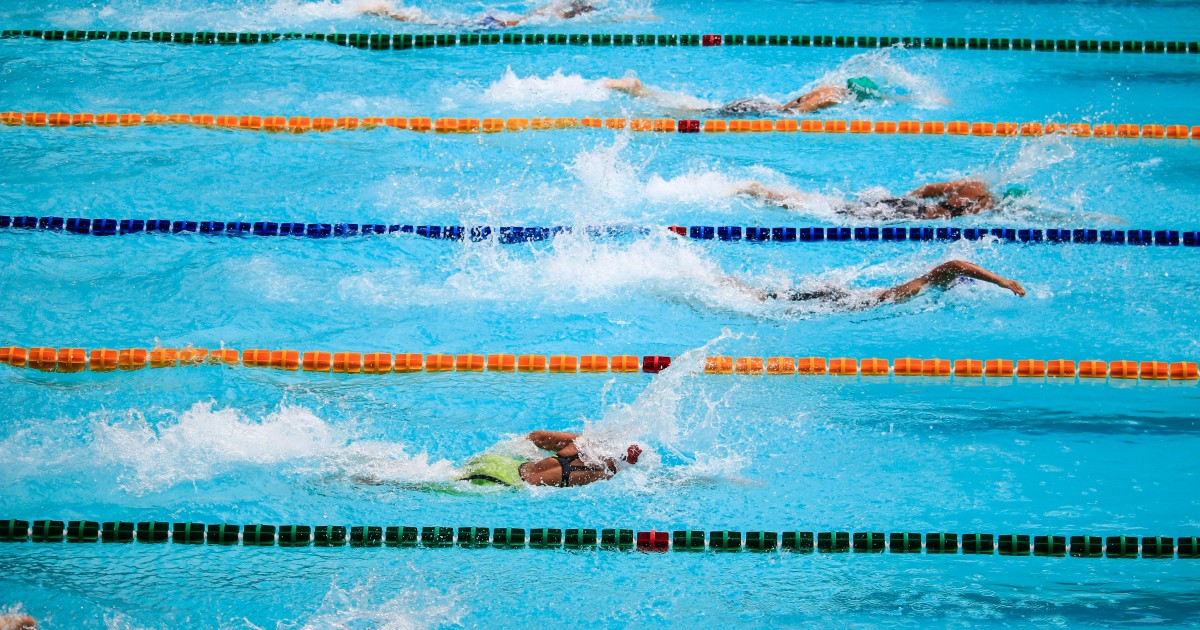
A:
86;402;457;494
285;577;464;630
483;68;613;106
802;47;949;111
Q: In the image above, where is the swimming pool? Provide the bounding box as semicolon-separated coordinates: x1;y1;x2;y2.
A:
3;0;1200;627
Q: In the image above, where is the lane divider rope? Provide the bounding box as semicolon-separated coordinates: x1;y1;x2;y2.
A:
3;29;1198;55
2;217;1197;247
2;347;1197;383
4;111;1198;141
1;520;1196;557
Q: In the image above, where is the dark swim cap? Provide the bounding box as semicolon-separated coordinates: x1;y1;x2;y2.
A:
565;1;596;16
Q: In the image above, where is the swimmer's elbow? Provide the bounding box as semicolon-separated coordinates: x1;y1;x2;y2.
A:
934;260;970;274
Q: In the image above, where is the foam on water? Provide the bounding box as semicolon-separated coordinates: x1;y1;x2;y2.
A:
288;577;464;630
484;68;716;110
443;231;756;310
643;170;743;204
563;136;832;215
328;218;1020;324
580;333;734;444
104;612;153;630
802;47;950;112
483;68;614;106
563;134;647;205
996;134;1078;184
0;402;460;494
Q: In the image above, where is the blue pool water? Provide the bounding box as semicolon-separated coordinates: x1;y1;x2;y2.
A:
3;0;1200;627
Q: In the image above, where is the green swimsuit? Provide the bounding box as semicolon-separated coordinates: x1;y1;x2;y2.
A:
458;454;528;487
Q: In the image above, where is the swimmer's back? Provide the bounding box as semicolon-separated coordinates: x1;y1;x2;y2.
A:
712;97;782;115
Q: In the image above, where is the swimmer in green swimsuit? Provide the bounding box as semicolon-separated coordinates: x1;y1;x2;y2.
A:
603;75;884;113
459;430;642;488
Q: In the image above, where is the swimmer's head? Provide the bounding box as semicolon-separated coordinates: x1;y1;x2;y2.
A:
563;1;597;17
622;444;642;464
846;76;882;101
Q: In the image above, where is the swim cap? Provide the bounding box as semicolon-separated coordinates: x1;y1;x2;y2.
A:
565;1;596;16
1001;184;1028;199
846;76;882;101
624;445;642;464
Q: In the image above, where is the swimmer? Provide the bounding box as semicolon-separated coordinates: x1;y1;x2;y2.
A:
458;431;641;488
737;179;1024;220
721;260;1025;309
363;1;596;28
603;75;886;114
0;613;35;630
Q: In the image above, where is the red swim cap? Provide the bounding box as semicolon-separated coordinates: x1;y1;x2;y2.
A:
625;445;642;464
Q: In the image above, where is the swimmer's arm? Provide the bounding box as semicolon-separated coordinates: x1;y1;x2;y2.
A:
603;77;655;99
909;179;987;199
943;192;995;213
527;430;579;452
718;275;770;301
909;181;958;197
735;181;791;207
360;4;414;20
363;9;411;20
606;14;662;22
876;260;1026;303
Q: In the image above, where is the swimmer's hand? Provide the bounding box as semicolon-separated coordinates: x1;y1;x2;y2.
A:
603;77;648;97
735;181;792;206
361;4;413;20
735;181;768;197
1000;278;1026;297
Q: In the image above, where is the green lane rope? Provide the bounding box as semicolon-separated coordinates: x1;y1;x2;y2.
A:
2;30;1196;54
1;520;1196;557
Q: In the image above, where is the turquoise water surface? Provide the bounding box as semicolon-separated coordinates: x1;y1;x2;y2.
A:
2;0;1200;627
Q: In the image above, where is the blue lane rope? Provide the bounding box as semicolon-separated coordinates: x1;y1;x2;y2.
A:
0;215;1196;246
